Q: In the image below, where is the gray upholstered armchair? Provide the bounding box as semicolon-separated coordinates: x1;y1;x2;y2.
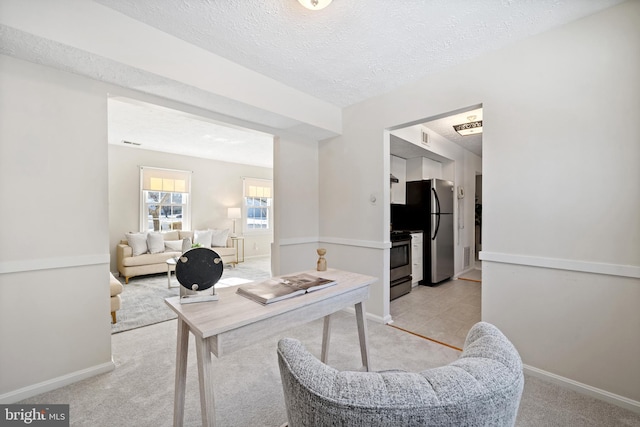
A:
277;322;524;426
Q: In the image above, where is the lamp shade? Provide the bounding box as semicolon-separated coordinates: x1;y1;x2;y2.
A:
227;207;242;219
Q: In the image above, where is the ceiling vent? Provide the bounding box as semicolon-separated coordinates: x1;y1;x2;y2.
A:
421;131;430;146
122;140;142;146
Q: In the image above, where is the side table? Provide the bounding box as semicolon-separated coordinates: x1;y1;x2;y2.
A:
165;258;179;289
230;236;245;264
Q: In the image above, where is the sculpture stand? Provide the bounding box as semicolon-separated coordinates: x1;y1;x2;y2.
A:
317;248;327;271
179;287;219;304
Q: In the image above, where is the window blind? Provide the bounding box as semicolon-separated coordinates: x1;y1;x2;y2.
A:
243;177;272;198
141;166;191;193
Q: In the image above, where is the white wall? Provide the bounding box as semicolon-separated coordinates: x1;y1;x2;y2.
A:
0;55;113;401
108;144;273;271
0;50;319;403
272;135;321;276
322;0;639;408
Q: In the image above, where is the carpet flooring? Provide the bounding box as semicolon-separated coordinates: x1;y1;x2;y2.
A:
21;313;640;426
111;256;272;334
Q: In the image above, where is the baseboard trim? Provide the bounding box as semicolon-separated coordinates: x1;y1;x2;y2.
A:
523;364;640;414
480;252;640;279
0;359;115;404
340;306;389;324
454;266;478;279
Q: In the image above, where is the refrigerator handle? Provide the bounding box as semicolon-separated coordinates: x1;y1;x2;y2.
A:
432;214;440;240
432;188;441;215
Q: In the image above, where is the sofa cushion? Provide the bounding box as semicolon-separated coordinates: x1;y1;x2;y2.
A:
212;247;235;257
122;251;181;267
164;240;183;251
126;232;148;256
194;230;212;247
211;228;230;247
179;230;194;241
163;230;180;241
147;232;165;254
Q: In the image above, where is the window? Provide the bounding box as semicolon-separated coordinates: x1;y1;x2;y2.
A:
243;178;272;232
140;167;191;232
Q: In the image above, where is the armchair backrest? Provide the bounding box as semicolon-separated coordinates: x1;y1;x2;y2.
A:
277;322;524;427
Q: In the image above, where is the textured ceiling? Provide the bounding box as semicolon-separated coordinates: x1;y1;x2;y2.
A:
94;0;624;107
0;0;624;163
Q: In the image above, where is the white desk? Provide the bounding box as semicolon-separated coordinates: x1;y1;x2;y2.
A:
165;268;376;427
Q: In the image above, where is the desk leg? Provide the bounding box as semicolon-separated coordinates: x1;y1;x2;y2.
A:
320;315;332;364
354;302;371;371
195;337;216;427
173;318;189;427
167;265;172;289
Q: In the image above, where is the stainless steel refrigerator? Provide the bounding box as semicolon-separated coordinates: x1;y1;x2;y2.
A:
394;179;454;285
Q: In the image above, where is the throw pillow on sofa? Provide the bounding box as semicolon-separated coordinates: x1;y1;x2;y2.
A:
126;232;148;256
164;240;183;251
147;232;165;254
194;230;213;247
211;228;230;247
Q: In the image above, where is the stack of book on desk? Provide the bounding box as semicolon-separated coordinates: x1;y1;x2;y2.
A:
237;273;336;305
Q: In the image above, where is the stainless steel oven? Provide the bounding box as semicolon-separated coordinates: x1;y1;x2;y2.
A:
390;231;412;300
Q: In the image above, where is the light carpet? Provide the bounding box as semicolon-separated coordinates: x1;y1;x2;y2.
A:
21;312;640;426
111;256;271;334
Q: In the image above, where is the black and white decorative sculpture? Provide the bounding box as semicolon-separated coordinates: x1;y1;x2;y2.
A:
175;247;223;304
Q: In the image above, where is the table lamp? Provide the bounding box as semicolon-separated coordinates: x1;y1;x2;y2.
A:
227;207;241;237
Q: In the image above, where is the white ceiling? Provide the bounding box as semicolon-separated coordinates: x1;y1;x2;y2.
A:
0;0;623;163
93;0;623;108
108;97;274;168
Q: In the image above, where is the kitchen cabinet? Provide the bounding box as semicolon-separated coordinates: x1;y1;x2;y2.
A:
411;232;423;285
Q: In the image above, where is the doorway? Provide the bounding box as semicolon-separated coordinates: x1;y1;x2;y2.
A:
475;173;482;264
387;105;483;349
106;96;275;333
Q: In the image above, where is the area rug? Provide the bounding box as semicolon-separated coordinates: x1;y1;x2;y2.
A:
111;256;272;334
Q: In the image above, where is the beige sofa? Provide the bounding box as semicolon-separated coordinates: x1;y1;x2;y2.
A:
116;229;237;283
109;272;123;323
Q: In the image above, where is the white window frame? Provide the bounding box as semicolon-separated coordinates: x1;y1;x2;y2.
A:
140;166;192;232
242;177;273;234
